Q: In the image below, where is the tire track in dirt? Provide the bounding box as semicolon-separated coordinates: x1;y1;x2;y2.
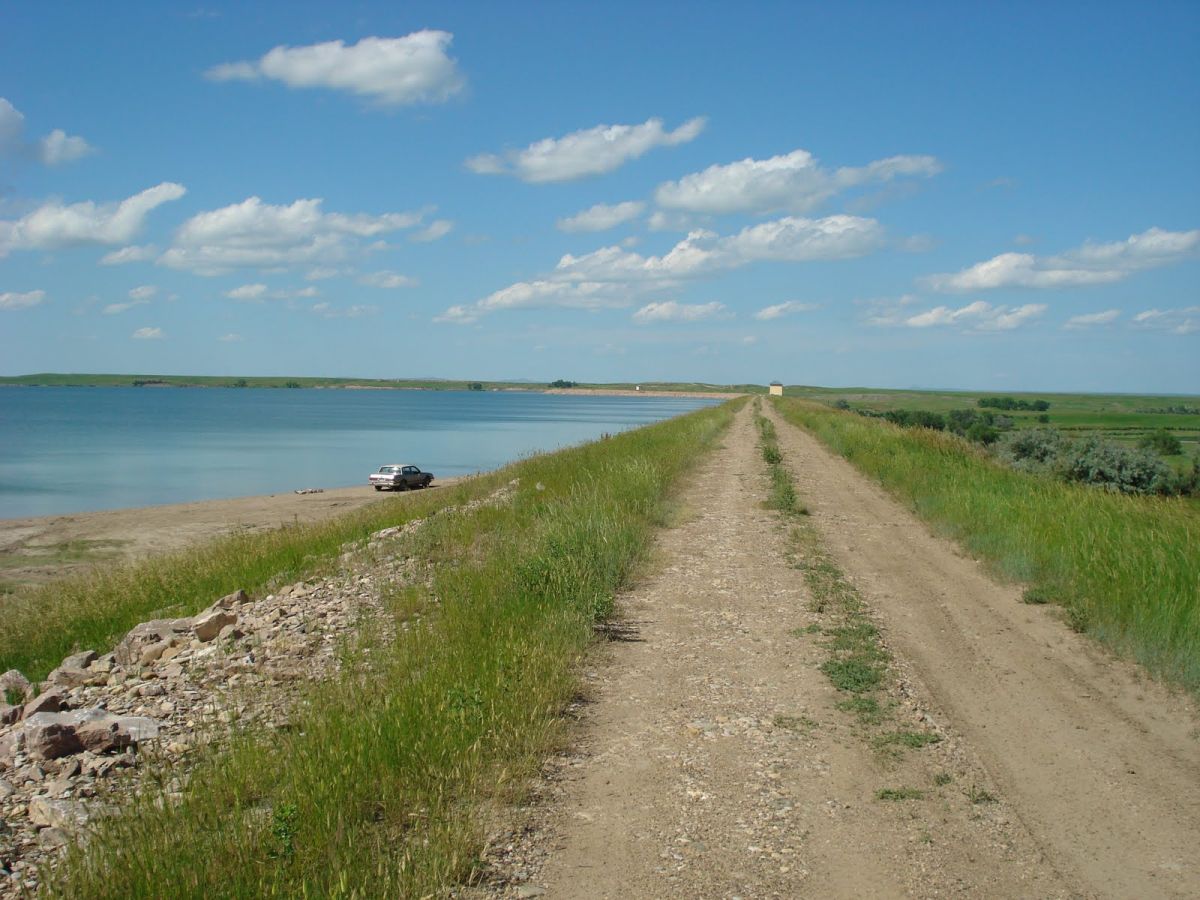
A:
473;404;1074;898
766;403;1200;899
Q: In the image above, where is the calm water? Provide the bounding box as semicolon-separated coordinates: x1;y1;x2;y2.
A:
0;387;718;519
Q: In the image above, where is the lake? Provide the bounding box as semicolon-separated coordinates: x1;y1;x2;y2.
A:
0;387;720;518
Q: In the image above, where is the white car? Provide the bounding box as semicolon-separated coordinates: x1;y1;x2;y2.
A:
368;464;435;491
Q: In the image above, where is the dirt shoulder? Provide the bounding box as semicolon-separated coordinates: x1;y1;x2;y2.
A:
0;481;461;591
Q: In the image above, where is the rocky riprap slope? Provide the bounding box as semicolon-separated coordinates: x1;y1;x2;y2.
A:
0;480;517;896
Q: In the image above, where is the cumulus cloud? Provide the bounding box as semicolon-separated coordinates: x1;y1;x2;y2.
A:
467;117;706;183
632;300;726;324
654;150;941;216
558;201;645;233
0;98;93;166
159;196;425;274
0;289;46;311
1064;309;1120;329
225;283;268;300
206;32;465;106
409;219;453;242
100;244;157;265
359;270;416;288
439;214;881;323
305;266;340;280
1132;306;1200;335
128;284;158;301
0;183;185;256
131;326;164;339
925;227;1200;292
754;300;817;320
872;300;1046;332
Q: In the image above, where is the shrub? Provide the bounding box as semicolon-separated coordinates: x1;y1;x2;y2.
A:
1138;429;1183;457
1057;436;1175;495
996;427;1071;472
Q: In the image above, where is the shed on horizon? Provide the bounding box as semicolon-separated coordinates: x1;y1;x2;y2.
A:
769;382;784;397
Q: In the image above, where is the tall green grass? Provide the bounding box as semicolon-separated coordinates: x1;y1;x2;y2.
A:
45;401;738;897
772;398;1200;695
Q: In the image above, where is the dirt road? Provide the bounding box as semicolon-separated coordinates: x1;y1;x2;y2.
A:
477;403;1199;898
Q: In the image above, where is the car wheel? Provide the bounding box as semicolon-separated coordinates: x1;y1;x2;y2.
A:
374;485;382;491
396;482;408;491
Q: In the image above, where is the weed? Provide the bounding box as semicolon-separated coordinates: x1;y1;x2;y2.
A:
934;772;954;786
789;623;822;637
835;696;886;725
875;730;941;750
876;787;925;801
820;657;883;693
773;714;817;732
268;803;299;860
3;687;24;707
967;785;998;804
1022;586;1052;605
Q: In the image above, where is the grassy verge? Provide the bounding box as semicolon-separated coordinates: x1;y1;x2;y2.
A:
772;397;1200;696
45;401;738;897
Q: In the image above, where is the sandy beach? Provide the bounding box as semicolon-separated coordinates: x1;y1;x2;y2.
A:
0;481;460;591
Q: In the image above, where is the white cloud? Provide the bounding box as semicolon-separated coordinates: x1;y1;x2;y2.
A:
101;244;157;265
206;32;465;106
410;219;453;242
0;183;185;256
39;129;94;165
925;227;1200;292
131;326;164;339
654;150;941;216
359;270;417;288
128;284;158;301
1132;306;1200;335
440;214;882;322
103;300;149;315
632;300;726;323
0;98;93;166
1064;309;1120;329
218;333;244;342
467;117;706;183
159;196;423;274
225;282;319;300
754;300;817;320
889;300;1046;332
558;201;645;233
0;289;46;310
226;283;268;300
305;266;340;280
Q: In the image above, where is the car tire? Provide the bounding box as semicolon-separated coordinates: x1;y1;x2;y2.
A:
396;482;408;491
374;485;382;491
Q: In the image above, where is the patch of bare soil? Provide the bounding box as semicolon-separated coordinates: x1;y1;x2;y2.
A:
0;482;459;591
470;404;1122;898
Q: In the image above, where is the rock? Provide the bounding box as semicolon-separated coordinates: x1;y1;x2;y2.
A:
76;715;159;753
45;666;95;689
0;670;33;702
0;704;21;726
23;690;66;718
28;796;89;830
23;715;83;760
90;653;115;674
209;589;249;611
114;618;193;668
217;623;245;642
61;651;97;671
193;608;238;642
139;640;171;665
38;826;71;849
0;778;13;799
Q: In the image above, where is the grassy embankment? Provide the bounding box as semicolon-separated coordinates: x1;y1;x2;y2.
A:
31;400;738;897
772;397;1200;696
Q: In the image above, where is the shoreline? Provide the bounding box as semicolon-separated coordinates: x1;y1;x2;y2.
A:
0;479;464;592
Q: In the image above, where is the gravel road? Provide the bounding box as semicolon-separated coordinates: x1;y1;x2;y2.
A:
473;402;1199;899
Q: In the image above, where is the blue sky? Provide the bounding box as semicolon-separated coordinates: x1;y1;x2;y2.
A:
1;1;1197;392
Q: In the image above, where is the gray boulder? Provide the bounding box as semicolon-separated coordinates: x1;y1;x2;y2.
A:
114;618;193;668
192;609;237;642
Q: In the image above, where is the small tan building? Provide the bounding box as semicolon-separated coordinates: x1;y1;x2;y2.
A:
768;382;784;397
